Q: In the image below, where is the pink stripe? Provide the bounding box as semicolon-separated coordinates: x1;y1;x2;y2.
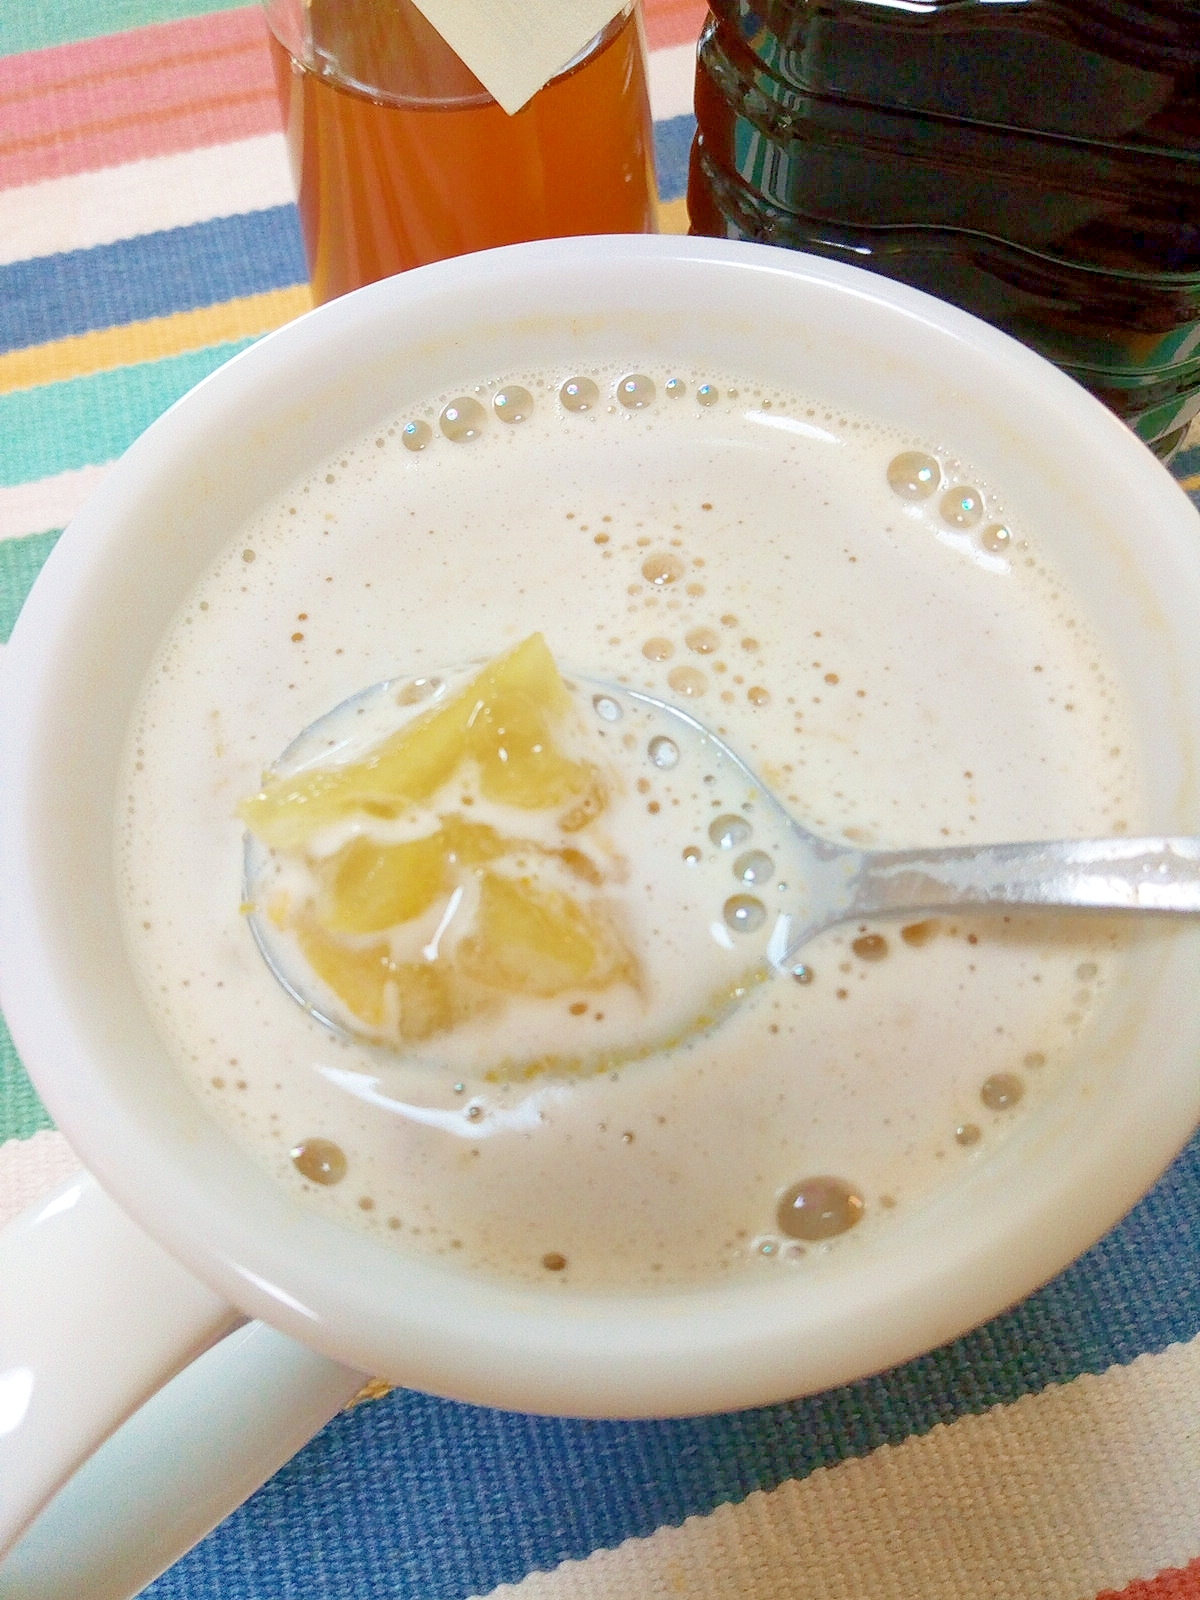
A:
643;0;707;52
0;1;700;192
0;8;279;187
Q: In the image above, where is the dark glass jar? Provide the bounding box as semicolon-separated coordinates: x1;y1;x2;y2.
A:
688;0;1200;459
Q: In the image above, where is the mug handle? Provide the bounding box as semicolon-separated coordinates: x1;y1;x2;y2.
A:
0;1171;366;1599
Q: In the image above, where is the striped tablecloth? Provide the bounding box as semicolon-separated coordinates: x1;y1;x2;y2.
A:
2;5;1200;1597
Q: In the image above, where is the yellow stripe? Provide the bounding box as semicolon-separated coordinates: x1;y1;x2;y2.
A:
1177;472;1200;491
657;196;688;235
0;285;313;395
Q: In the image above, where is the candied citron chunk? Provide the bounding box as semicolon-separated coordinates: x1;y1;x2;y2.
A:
295;917;482;1042
312;817;515;935
244;635;644;1054
313;816;602;937
457;872;640;998
294;918;398;1033
240;633;603;851
298;867;639;1038
466;688;594;809
313;832;449;935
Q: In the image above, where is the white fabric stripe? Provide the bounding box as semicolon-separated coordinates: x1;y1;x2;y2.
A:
0;1131;83;1231
0;463;112;543
0;134;295;268
479;1336;1200;1600
648;40;696;124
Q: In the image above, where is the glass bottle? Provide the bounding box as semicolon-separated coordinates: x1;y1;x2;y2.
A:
688;0;1200;459
265;0;658;304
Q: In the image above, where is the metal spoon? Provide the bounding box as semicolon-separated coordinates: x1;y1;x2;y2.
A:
627;690;1200;968
243;671;1200;1038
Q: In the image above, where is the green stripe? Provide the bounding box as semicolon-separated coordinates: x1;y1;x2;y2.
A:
0;528;61;642
0;0;247;58
0;1012;54;1140
0;339;256;488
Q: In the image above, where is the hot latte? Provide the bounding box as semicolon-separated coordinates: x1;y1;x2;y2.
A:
118;364;1142;1290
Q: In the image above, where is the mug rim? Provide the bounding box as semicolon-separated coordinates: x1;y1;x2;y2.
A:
4;233;1200;1418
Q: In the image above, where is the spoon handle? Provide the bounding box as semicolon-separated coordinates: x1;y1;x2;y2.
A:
845;836;1200;925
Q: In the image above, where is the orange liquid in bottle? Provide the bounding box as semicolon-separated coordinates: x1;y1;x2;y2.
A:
268;4;658;303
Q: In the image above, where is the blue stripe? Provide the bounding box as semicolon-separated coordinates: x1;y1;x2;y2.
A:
0;209;306;356
654;113;693;204
145;1125;1200;1600
1172;439;1200;502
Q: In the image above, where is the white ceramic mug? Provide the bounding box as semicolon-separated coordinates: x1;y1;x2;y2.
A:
3;236;1200;1599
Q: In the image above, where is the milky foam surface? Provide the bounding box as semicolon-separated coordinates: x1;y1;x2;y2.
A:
118;367;1144;1289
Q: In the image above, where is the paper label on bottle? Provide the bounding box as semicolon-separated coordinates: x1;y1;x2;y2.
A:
406;0;631;115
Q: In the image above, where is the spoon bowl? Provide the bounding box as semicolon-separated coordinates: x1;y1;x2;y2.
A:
244;666;1200;1050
